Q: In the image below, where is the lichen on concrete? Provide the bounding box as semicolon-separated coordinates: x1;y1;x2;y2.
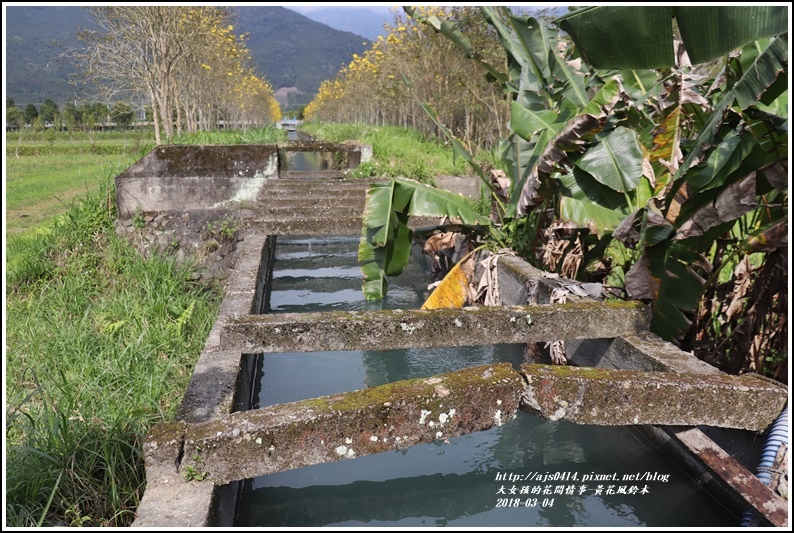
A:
175;363;525;485
519;363;788;431
220;300;651;354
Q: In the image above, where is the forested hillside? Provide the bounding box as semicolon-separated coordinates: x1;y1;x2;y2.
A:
5;5;369;111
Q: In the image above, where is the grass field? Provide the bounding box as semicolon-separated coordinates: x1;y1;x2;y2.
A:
4;126;289;236
5;129;155;236
4;126;285;526
6;153;143;235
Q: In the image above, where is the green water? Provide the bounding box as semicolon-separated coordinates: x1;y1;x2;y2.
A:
235;236;739;527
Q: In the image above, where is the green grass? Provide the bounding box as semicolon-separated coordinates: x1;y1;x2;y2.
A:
6;153;142;234
4;126;287;236
5;129;156;236
6;128;156;156
172;124;287;145
300;122;488;184
5;179;222;527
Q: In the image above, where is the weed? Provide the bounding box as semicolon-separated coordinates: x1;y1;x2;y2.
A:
182;449;208;481
182;465;208;482
6;182;222;526
132;207;146;229
206;217;237;242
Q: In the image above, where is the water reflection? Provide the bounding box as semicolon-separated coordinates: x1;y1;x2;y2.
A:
237;411;736;527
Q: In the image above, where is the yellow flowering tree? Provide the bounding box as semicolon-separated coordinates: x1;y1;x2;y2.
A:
73;6;280;143
304;6;509;153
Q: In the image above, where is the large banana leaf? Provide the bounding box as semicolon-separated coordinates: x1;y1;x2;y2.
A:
574;126;644;193
513;77;626;215
557;168;651;235
481;8;560;110
510;103;562;140
733;34;788;110
400;178;491;224
665;34;788;216
675;7;788;65
652;244;707;342
359;182;414;300
358;178;490;300
555;6;787;69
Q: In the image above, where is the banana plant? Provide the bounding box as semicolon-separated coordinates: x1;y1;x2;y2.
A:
361;6;787;345
359;177;492;300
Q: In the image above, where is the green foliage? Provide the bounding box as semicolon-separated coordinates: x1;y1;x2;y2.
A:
205;217;238;243
132;207;145;229
182;465;208;482
5;180;222;526
172;125;286;145
555;6;788;68
7;105;26;129
110;101;134;128
25;103;39;124
405;6;788;346
182;450;208;482
39;99;60;123
301;122;471;183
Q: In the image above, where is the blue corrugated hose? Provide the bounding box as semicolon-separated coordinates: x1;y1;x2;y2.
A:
740;405;788;526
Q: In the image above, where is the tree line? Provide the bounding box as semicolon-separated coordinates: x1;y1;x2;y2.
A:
6;98;138;131
304;6;518;155
63;6;282;145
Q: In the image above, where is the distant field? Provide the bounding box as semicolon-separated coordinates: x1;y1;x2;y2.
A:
5;130;155;235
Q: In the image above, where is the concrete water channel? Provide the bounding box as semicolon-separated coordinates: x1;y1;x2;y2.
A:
119;143;788;527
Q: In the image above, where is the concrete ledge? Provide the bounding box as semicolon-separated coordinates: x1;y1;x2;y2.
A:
132;476;216;528
177;363;524;485
176;235;267;424
116;145;279;217
220;300;651;354
519;364;788;431
602;332;724;374
257;188;365;199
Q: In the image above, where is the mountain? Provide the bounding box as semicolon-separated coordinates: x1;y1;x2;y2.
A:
4;5;369;112
236;6;369;109
287;6;395;41
5;6;94;107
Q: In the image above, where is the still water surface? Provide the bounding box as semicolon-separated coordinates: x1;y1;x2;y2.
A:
235;236;738;527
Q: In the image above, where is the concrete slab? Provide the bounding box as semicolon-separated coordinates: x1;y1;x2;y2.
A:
519;364;787;431
220;300;651;354
175;363;524;485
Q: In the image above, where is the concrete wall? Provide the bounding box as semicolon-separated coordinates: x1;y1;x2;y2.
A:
115;142;374;217
116;145;279;216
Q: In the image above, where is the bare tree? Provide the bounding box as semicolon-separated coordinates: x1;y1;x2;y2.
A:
71;6;269;144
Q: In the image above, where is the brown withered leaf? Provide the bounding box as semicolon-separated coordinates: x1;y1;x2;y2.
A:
743;220;788;253
760;161;787;191
724;256;752;322
423;231;457;256
624;253;660;301
675;174;758;239
613;210;640;247
490;169;511;222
